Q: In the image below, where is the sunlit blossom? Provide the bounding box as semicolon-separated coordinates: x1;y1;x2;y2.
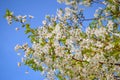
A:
5;0;120;79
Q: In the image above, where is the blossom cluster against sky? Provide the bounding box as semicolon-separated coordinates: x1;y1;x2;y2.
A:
0;0;102;80
0;0;65;80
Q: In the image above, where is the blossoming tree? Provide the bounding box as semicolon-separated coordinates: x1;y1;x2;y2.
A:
5;0;120;80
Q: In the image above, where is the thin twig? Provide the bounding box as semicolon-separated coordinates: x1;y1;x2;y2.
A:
72;57;120;66
82;14;112;22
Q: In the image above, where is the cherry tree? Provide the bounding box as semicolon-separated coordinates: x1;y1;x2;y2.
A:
5;0;120;80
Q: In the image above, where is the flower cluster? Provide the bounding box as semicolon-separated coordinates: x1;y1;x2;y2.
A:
5;0;120;80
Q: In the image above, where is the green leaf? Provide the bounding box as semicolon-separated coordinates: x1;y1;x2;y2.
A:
60;38;66;45
89;20;97;29
89;74;96;80
25;30;31;34
113;51;120;60
26;24;30;28
52;54;56;61
5;9;13;17
57;74;64;80
39;66;43;71
48;27;54;33
25;24;31;34
40;38;46;47
29;35;38;43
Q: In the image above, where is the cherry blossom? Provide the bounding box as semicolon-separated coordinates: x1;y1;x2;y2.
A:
5;0;120;80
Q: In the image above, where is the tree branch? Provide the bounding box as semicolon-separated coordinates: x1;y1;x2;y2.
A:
72;57;85;62
82;14;112;22
99;62;120;66
72;57;120;66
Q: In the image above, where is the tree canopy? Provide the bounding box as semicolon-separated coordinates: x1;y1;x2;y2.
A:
5;0;120;80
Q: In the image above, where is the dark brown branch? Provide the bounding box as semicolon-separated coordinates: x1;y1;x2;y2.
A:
99;62;120;66
83;17;98;21
72;57;85;62
72;57;120;66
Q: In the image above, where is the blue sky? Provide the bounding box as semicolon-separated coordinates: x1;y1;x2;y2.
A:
0;0;103;80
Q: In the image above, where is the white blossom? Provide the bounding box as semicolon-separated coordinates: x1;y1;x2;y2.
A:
113;33;120;37
17;15;22;19
22;15;27;19
21;19;26;23
28;15;34;19
15;27;19;31
17;62;21;67
105;44;114;50
6;16;12;24
14;44;22;51
42;20;47;25
107;20;114;31
102;1;107;5
7;0;120;79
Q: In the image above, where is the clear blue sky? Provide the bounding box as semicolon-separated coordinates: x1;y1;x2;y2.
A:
0;0;103;80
